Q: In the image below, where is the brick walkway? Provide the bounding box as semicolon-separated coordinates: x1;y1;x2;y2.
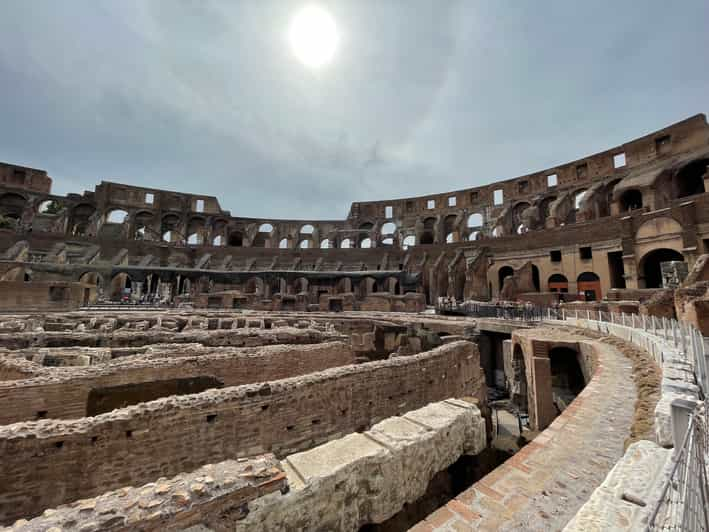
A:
411;331;637;531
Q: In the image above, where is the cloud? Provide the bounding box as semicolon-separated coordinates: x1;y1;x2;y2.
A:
0;0;707;219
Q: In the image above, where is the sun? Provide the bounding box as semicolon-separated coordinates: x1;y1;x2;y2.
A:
289;5;339;68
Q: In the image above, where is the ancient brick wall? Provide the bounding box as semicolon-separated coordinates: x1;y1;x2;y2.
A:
0;340;484;524
0;341;355;424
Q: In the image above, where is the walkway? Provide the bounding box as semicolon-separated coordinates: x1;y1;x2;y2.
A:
411;328;638;531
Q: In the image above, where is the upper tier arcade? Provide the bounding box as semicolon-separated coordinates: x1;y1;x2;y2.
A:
0;114;707;251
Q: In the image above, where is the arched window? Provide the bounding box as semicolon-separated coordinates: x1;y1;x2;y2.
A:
467;213;483;228
340;238;352;249
577;271;601;301
300;224;315;234
106;209;128;224
381;222;397;235
402;235;416;249
258;223;274;233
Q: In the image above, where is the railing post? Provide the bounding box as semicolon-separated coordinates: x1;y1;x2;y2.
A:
670;398;697;454
631;313;636;329
598;309;602;322
672;320;678;347
586;309;590;321
562;308;566;321
642;313;647;331
663;317;669;339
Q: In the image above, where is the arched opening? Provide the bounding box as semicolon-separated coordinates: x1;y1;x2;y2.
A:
549;347;586;412
419;232;434;245
639;248;685;289
298;239;311;249
548;273;569;293
187;233;202;245
674;159;707;199
402;235;415;249
574;189;587;210
381;237;394;246
539;196;556;221
38;200;62;215
445;232;455;243
244;277;264;295
360;237;372;248
0;193;27;219
1;266;28;281
228;232;243;247
492;226;503;238
512;202;531;228
133;211;154;240
468;231;480;241
420;217;436;244
300;224;315;234
252;233;268;247
516;224;527;235
467;213;483;228
69;204;96;236
320;239;330;249
381;222;397;235
511;344;528;413
294;277;308;294
577;272;601;301
212;235;224;246
110;273;132;300
160;214;181;243
498;266;514;292
531;264;540;291
258;223;274;233
340;238;352;249
106;209;128;224
620;189;643;211
279;238;289;249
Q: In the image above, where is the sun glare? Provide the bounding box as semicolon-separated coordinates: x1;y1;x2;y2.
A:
289;5;339;68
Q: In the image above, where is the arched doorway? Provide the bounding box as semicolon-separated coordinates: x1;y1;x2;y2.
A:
549;347;586;412
511;345;528;413
531;264;540;291
639;248;685;288
577;272;601;301
110;273;132;300
548;273;569;293
498;266;514;292
674;159;707;199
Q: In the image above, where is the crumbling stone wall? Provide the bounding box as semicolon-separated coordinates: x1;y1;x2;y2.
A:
0;341;485;524
0;341;355;424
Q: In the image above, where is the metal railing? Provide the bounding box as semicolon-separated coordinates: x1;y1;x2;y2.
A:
436;300;709;530
647;399;709;531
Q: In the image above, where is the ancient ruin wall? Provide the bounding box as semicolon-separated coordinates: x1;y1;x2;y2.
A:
0;341;355;424
0;340;484;524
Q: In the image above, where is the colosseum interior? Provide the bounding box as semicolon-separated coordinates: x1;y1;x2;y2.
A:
1;112;708;531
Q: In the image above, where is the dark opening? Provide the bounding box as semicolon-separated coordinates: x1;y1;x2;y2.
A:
620;190;643;211
329;298;343;312
419;232;434;245
548;273;569;293
86;376;224;416
207;296;223;309
511;345;528;413
675;159;707;199
531;265;540;291
498;266;514;292
49;286;68;302
640;248;685;288
579;246;592;260
550;250;562;262
607;251;626;289
228;232;243;247
549;347;586;412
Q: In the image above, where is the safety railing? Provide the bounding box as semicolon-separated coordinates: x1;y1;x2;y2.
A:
646;399;709;531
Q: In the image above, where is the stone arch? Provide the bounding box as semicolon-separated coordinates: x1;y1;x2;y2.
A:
636;216;682;240
498;266;514;292
1;266;30;281
228;231;244;247
549;346;586;411
105;209;128;224
133;211;155;240
278;238;289;249
340;238;352;249
638;248;685;289
619;189;643;212
548;273;568;293
577;272;601;301
467;213;483;228
244;276;264;295
419;217;436;244
110;272;132;300
673;158;707;199
0;192;27;219
68;204;96;236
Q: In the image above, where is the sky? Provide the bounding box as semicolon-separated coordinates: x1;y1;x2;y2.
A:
1;1;708;220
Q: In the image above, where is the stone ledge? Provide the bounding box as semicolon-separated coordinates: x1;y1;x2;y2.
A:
563;440;671;531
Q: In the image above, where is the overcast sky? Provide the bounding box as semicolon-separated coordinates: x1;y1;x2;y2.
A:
1;1;708;219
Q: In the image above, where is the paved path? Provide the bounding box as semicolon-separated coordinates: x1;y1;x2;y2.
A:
411;330;638;531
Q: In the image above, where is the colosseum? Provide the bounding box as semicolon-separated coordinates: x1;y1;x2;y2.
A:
0;112;708;531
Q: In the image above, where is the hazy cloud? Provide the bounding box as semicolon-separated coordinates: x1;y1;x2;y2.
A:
0;0;707;218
